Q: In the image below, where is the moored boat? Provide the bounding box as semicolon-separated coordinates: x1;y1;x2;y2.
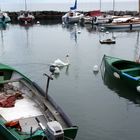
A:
62;0;83;24
0;63;78;140
102;55;140;92
62;11;84;24
18;0;35;25
18;11;35;25
99;38;116;44
81;10;114;25
0;11;11;23
101;65;140;104
102;17;140;30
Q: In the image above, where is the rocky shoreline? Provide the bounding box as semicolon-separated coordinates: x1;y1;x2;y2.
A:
7;10;140;22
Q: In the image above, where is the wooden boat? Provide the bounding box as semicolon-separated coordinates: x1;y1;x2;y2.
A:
99;39;116;44
102;55;140;92
0;63;78;140
101;65;140;104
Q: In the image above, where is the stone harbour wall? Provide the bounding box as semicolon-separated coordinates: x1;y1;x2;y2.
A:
7;10;140;22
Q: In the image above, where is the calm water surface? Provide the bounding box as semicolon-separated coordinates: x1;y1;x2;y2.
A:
1;22;140;140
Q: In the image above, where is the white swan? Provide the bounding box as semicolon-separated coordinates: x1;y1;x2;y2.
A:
53;55;70;67
49;65;60;74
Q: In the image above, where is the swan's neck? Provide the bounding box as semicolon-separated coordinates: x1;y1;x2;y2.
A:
65;56;69;64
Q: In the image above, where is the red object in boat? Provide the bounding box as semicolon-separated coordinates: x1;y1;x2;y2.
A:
0;95;16;108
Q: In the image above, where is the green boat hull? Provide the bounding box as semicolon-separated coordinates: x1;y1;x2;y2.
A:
103;55;140;92
0;63;78;140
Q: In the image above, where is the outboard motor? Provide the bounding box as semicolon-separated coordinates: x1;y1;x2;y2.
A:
46;121;64;140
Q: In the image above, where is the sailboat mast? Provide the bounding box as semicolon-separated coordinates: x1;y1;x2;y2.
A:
113;0;115;15
25;0;27;11
100;0;101;11
139;0;140;16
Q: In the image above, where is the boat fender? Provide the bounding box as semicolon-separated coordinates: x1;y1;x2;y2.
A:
136;86;140;92
113;72;120;79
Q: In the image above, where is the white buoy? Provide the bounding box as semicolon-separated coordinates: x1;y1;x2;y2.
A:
136;86;140;92
25;21;27;25
106;31;109;34
77;31;81;34
113;72;120;79
93;65;99;72
37;21;40;24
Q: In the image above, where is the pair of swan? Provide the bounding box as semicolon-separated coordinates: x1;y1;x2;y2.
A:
50;55;70;74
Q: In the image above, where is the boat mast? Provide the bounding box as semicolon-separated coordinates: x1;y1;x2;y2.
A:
100;0;101;11
25;0;27;11
139;0;140;16
113;0;115;15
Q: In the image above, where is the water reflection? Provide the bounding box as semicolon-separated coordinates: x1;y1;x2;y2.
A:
134;31;140;62
62;23;79;44
0;25;6;56
102;68;140;106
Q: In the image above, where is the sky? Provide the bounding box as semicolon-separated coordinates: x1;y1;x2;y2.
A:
0;0;138;3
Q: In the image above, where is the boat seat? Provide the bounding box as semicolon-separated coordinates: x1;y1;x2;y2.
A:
121;67;140;72
122;72;140;81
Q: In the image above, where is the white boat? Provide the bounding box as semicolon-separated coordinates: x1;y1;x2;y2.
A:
62;0;83;24
0;63;78;140
92;15;113;25
103;17;140;29
18;0;35;24
62;11;84;24
0;11;11;24
18;11;35;24
81;10;113;25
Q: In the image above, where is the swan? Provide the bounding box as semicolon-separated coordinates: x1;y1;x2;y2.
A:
49;65;60;74
53;55;70;67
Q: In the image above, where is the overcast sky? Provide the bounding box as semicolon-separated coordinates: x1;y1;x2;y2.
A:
0;0;138;3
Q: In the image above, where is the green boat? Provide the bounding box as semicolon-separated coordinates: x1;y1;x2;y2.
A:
102;55;140;92
0;63;78;140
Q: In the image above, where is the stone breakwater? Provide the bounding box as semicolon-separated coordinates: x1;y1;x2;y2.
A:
7;10;140;22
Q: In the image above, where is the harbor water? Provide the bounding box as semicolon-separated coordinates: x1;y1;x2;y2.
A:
0;22;140;140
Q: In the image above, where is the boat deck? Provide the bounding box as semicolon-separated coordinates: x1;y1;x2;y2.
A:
0;79;68;134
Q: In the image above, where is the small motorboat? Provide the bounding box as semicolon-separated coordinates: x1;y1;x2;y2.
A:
0;63;78;140
99;38;116;44
102;55;140;92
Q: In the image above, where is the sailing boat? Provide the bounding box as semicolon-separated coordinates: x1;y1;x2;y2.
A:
0;3;11;26
18;0;35;24
62;0;84;24
81;0;114;25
